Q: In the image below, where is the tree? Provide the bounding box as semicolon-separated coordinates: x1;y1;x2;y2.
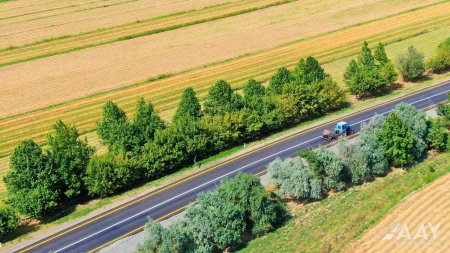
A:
294;56;326;84
394;103;428;159
427;117;448;152
184;190;246;252
133;98;164;149
4;140;61;218
203;80;242;115
0;206;20;240
268;157;323;200
97;101;129;154
344;42;397;97
377;112;415;167
173;88;202;123
268;67;293;94
47;120;95;199
84;155;139;197
313;148;346;191
427;37;450;72
397;46;425;81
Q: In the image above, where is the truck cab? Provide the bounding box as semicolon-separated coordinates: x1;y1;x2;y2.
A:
335;121;352;136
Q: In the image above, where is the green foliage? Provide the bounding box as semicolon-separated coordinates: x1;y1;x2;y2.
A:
47;120;95;198
396;45;425;81
427;36;450;72
97;101;129;153
84;155;140;197
141;174;285;252
268;157;323;200
377;112;415;167
0;206;20;240
339;115;388;183
133;98;164;149
203;80;243;116
312;148;346;191
173;88;202;123
437;102;450;120
427;117;448;152
344;42;397;97
394;103;428;159
268;67;293;94
4;140;61;218
293;57;326;84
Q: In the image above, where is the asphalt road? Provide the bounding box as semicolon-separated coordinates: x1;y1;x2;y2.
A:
16;80;450;253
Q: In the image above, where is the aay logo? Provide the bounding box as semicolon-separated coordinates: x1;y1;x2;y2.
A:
381;221;442;245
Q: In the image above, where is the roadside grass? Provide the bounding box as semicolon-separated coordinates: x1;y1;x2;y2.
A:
1;5;449;162
239;152;450;253
0;0;296;67
0;22;449;202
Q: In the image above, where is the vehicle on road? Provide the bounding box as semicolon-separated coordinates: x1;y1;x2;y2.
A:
322;121;353;141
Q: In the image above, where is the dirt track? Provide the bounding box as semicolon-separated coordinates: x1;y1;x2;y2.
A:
352;172;450;253
0;0;234;48
0;0;443;118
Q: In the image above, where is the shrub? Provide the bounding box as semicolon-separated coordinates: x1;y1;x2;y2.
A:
268;157;323;200
397;46;425;81
0;206;20;240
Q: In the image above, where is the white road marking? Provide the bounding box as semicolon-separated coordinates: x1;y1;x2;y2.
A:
54;89;449;252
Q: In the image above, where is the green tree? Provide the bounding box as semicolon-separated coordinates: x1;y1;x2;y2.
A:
47;120;95;199
97;101;129;154
294;56;326;84
84;155;139;197
203;80;242;115
139;220;193;253
133;98;164;148
268;67;293;94
173;88;202;123
427;37;450;72
427;117;448;152
268;157;323;200
377;112;415;167
0;206;20;240
397;45;425;81
313;148;346;191
4;140;61;218
394;103;428;159
344;42;397;97
184;190;245;252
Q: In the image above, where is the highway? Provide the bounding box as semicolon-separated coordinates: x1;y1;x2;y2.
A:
16;80;450;253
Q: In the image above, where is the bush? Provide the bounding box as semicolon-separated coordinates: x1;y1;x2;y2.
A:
312;148;347;191
397;46;425;81
268;157;323;200
0;206;20;240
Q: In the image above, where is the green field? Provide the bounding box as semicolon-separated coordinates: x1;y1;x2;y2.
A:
240;152;450;253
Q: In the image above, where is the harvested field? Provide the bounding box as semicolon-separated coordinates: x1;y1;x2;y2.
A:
0;0;295;67
1;2;449;159
0;0;236;48
0;0;446;118
351;172;450;253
